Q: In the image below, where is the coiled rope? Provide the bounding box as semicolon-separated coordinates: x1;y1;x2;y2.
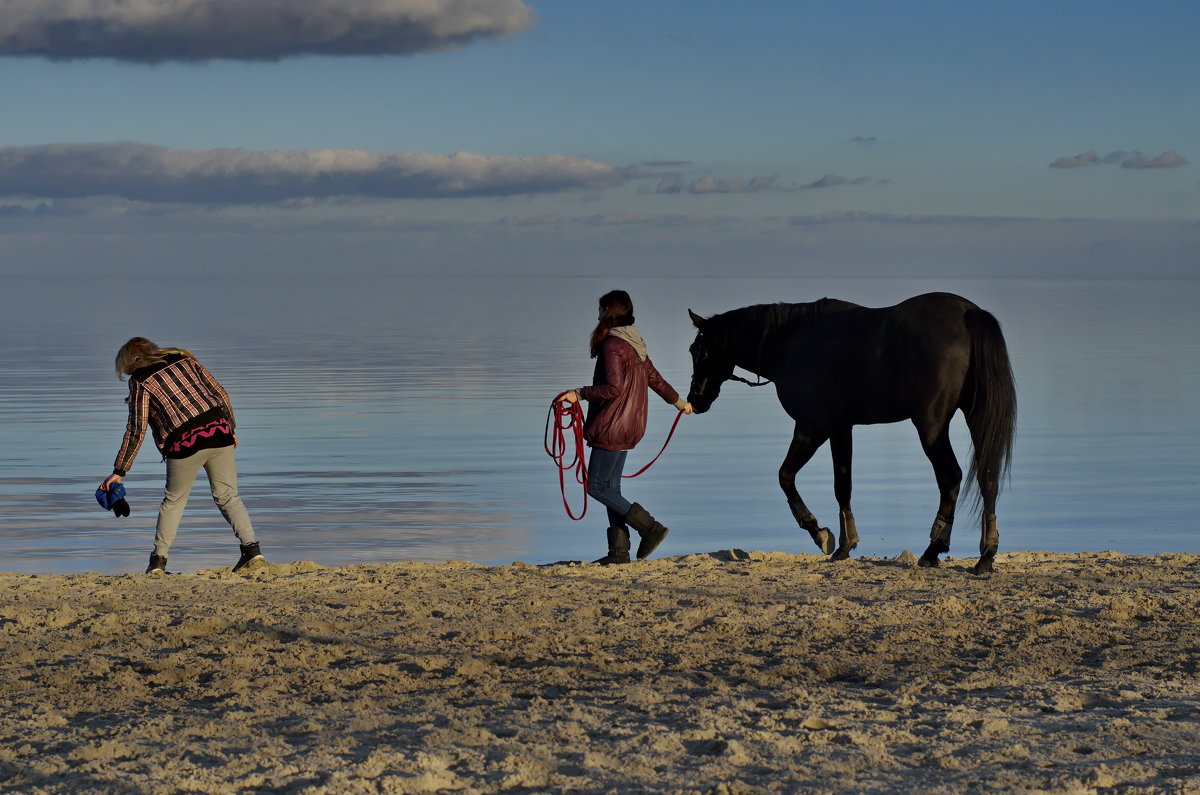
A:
544;392;683;520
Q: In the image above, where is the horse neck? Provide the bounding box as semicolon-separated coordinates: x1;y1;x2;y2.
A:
720;303;811;379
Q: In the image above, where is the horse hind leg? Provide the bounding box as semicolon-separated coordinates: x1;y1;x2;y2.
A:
974;513;1000;574
830;428;859;561
914;422;962;569
973;462;1002;574
779;426;834;555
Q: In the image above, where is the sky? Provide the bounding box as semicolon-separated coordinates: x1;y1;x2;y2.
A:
1;0;1197;278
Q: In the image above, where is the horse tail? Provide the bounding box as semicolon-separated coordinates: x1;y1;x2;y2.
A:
962;307;1017;510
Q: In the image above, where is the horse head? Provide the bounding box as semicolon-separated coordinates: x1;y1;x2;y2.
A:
687;309;735;414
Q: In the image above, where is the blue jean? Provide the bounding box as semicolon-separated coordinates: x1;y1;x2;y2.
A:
587;447;632;528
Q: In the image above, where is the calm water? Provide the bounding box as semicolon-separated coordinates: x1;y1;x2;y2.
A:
2;274;1198;574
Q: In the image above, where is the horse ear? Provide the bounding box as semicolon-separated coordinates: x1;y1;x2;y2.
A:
688;309;705;328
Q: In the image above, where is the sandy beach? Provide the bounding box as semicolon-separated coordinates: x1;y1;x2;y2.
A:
2;550;1198;794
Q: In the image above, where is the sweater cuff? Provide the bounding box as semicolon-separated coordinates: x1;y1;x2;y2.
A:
113;468;127;477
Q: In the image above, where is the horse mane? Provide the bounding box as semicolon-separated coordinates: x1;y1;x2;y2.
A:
709;299;848;344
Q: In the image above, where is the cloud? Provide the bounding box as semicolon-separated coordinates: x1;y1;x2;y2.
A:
0;0;534;62
806;174;846;188
0;198;89;217
641;160;692;168
1050;151;1099;169
801;174;882;189
640;172;886;194
788;211;1038;227
1050;149;1188;169
649;175;685;194
850;136;878;144
7;204;1195;280
0;142;622;204
687;175;778;194
641;174;780;194
1121;151;1188;169
0;202;41;217
496;212;738;228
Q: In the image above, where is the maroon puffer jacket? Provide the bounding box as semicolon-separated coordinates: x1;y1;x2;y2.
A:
580;335;682;451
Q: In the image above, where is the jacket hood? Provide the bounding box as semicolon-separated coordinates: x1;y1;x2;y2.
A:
609;325;648;361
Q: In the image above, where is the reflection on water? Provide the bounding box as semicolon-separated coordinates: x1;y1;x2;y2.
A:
2;275;1198;574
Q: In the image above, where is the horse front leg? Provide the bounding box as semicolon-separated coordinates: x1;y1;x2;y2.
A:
915;423;962;569
829;427;859;561
779;426;833;555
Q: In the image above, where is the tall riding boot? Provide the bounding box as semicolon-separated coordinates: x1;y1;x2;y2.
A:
593;526;631;565
624;503;670;560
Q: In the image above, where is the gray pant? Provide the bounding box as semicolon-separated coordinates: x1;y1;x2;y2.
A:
154;445;255;557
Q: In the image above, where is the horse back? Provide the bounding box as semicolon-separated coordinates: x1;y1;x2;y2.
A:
777;293;976;427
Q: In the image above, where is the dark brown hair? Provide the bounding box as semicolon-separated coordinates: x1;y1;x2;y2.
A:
589;290;635;358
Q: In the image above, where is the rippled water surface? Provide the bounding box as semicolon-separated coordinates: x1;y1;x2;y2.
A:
2;275;1197;573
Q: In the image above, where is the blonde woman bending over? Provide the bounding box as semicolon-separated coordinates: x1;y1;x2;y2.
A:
98;337;265;574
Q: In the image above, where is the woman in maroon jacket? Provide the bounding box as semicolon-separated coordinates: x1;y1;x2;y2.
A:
98;337;265;574
563;290;692;564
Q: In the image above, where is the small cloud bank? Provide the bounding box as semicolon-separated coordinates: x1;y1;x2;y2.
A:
687;175;779;194
803;174;877;189
0;143;621;204
645;173;887;194
787;211;1037;227
644;174;776;194
1050;149;1188;169
0;0;534;62
800;174;890;189
496;212;737;228
1050;151;1099;169
4;202;1197;280
1122;151;1188;169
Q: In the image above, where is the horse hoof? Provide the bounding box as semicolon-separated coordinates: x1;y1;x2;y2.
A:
917;556;938;568
972;560;994;575
831;548;852;561
816;529;834;555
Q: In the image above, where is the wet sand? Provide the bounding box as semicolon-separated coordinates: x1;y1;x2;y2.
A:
2;550;1198;793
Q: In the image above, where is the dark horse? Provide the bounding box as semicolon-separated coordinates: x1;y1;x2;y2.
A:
687;293;1016;574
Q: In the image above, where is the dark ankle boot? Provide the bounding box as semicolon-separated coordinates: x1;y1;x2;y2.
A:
233;542;265;572
593;526;631;565
625;503;669;560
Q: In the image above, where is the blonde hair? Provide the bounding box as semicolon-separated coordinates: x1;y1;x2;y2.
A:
115;337;194;379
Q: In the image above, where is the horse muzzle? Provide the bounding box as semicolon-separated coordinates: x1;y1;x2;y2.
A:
687;390;714;414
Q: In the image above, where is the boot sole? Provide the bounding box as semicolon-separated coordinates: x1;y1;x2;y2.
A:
636;528;668;560
233;554;266;572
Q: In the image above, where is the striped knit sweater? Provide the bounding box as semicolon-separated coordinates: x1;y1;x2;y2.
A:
113;354;236;475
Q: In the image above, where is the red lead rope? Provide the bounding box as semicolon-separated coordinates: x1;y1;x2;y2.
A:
544;393;589;520
544;392;684;520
